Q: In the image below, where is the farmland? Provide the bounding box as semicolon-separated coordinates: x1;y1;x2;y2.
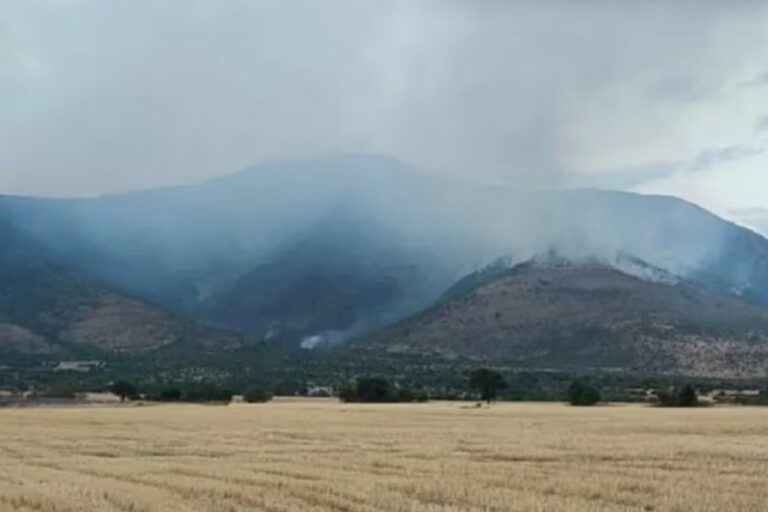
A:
1;400;767;511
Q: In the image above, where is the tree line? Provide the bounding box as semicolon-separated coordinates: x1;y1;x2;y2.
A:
76;369;708;407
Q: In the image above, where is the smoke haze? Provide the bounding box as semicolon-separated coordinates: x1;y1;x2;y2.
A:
1;0;767;229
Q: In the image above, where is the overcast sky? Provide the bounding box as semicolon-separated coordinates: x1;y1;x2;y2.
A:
1;1;767;230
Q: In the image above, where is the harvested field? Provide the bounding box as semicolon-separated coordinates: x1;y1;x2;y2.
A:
0;400;767;511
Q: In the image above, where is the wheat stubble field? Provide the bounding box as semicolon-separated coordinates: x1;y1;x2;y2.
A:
1;401;767;512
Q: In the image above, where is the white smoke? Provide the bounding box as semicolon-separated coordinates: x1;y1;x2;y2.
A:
300;330;345;350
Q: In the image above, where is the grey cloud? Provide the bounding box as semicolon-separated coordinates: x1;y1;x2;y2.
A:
686;145;766;172
756;116;768;133
570;143;766;190
0;0;766;197
647;76;714;103
754;71;768;84
567;162;680;190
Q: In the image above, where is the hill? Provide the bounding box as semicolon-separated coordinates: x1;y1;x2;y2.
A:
2;154;768;349
201;220;448;343
0;219;245;358
345;259;768;378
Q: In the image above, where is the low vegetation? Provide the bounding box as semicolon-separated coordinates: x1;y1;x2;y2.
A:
468;368;508;403
110;380;139;402
243;388;273;403
567;379;601;406
655;384;702;407
338;377;428;403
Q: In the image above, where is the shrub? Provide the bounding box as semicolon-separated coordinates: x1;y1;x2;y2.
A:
244;388;273;403
339;377;428;403
110;381;138;402
567;380;601;406
338;384;358;403
656;385;701;407
157;388;182;402
184;384;233;403
355;377;392;402
468;368;508;403
677;385;699;407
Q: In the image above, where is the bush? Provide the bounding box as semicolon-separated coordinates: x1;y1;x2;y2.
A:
339;377;428;403
677;384;699;407
338;384;358;403
111;380;139;402
656;385;701;407
157;388;182;402
244;388;273;403
355;377;392;402
468;368;508;403
567;380;601;406
184;384;233;403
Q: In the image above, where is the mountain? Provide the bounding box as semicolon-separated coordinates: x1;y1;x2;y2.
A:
201;219;450;343
0;218;244;358
344;259;768;378
2;154;768;350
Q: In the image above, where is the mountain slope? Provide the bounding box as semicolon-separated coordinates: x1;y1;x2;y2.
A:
202;219;449;343
0;219;244;357
346;260;768;378
2;154;768;347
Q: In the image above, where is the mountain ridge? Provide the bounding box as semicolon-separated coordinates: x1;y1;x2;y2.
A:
343;258;768;378
2;154;768;359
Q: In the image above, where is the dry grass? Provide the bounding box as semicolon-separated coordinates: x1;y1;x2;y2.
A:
1;400;767;511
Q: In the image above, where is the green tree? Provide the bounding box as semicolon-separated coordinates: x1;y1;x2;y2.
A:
110;381;138;402
338;383;358;403
567;380;601;406
244;388;273;403
355;377;392;402
469;368;508;403
158;388;182;402
678;384;699;407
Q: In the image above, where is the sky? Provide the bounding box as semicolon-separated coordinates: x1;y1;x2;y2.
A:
1;1;767;232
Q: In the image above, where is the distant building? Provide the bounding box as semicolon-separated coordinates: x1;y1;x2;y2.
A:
306;385;335;397
55;361;103;373
708;389;761;403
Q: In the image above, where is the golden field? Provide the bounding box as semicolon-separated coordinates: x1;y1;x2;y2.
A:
1;400;767;512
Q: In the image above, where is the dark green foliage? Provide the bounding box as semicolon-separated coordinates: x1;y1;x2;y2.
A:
157;388;182;402
393;388;429;403
654;389;676;406
656;385;701;407
339;377;427;403
338;383;358;403
244;388;273;403
110;380;138;402
183;384;234;403
567;380;601;406
355;377;392;402
469;368;508;403
143;384;232;403
44;381;78;399
678;384;699;407
733;393;768;406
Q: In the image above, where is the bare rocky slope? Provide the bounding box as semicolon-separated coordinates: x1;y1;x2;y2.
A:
346;260;768;378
